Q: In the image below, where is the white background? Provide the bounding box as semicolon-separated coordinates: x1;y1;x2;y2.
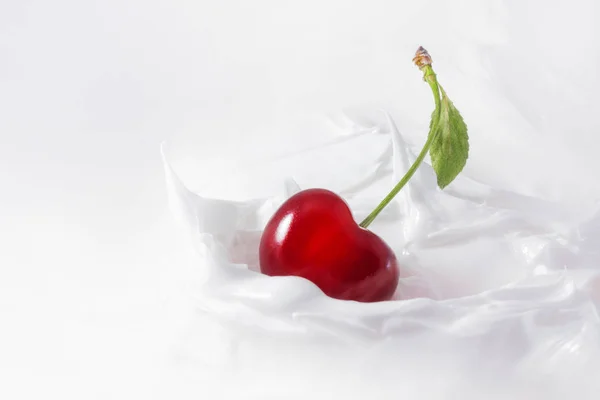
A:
1;1;599;399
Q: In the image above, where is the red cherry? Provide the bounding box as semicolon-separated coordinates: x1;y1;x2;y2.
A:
259;188;400;302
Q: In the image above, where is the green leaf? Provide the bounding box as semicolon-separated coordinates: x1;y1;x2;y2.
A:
429;86;469;189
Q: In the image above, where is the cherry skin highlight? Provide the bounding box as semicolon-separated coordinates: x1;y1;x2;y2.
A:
259;189;399;302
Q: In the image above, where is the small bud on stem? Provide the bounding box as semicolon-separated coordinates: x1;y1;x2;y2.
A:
412;46;432;69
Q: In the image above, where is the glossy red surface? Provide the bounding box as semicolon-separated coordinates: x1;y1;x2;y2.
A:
259;189;399;302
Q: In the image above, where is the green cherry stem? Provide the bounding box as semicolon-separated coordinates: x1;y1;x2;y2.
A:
359;47;442;229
